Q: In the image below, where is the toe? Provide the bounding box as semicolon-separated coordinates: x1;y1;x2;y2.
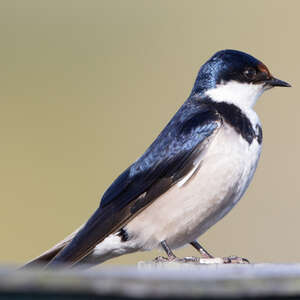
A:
183;256;200;263
153;255;177;263
153;256;169;263
223;255;250;264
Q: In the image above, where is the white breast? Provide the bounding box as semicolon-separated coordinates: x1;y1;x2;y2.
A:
86;80;265;264
125;116;262;251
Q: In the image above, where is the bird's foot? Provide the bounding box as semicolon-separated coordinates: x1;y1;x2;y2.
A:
153;255;200;263
153;255;249;264
181;256;200;263
183;256;249;264
153;255;177;263
222;255;250;264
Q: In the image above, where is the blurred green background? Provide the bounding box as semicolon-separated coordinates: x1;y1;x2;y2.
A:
0;0;298;266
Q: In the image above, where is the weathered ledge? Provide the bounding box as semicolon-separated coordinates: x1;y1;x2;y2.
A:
1;263;300;299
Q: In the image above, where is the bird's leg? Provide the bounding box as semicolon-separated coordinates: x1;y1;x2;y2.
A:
190;240;214;258
188;240;222;263
154;241;200;263
154;240;249;264
191;240;249;264
161;240;177;260
154;240;177;262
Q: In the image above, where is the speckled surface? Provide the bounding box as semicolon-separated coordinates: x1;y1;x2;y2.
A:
1;263;300;299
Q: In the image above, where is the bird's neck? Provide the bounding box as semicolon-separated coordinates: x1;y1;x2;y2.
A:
204;80;264;110
189;88;262;145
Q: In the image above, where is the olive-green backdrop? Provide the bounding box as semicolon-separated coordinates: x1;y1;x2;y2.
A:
0;0;298;266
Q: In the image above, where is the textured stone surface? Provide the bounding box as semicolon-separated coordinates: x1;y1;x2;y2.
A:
1;263;300;299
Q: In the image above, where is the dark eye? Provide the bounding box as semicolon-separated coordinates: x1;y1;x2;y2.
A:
243;68;256;80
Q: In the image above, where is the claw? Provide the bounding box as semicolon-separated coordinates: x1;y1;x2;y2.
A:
223;255;250;264
182;256;200;263
153;256;176;263
153;256;200;264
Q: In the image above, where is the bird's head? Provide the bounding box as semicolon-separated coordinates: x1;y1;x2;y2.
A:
191;49;291;108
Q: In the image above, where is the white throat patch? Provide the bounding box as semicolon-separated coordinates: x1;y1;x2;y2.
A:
205;81;265;109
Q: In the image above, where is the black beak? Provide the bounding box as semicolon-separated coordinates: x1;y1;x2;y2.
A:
265;77;291;87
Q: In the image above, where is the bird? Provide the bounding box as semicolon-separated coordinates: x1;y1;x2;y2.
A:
24;49;290;269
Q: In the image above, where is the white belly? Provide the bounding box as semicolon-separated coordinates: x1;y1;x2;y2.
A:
125;122;262;250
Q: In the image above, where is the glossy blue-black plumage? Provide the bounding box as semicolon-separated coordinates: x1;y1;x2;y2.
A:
100;99;219;209
49;97;221;265
100;50;264;210
47;49;266;266
191;49;263;96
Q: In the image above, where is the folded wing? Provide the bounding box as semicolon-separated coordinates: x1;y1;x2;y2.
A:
25;100;221;268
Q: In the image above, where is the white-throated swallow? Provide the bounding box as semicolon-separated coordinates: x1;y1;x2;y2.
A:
24;49;291;268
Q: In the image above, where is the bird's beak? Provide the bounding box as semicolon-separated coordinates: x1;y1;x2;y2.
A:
265;77;291;88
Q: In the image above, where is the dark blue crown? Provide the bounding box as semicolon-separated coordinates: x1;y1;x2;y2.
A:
191;50;262;96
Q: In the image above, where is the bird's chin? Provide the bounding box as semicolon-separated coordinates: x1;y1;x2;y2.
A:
263;84;274;91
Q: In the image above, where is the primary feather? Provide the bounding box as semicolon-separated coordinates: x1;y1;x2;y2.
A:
46;100;221;266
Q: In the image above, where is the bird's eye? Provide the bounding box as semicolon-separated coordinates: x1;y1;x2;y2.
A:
243;68;256;80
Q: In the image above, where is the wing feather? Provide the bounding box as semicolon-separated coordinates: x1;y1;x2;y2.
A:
30;101;222;267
